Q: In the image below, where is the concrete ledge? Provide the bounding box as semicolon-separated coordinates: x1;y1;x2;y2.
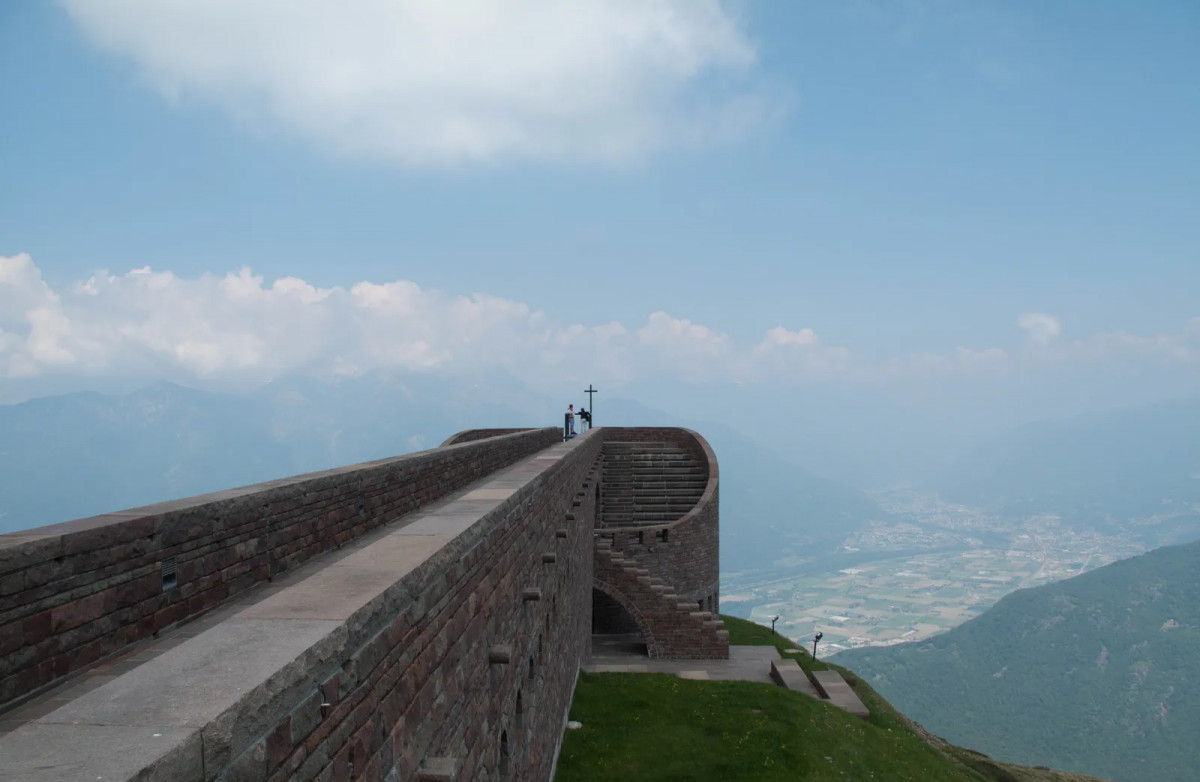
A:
812;670;870;719
769;658;819;698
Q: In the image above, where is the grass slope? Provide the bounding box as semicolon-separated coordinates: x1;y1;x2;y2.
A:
557;617;1105;782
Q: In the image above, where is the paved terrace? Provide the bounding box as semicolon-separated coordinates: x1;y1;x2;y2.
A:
585;633;868;717
0;433;596;782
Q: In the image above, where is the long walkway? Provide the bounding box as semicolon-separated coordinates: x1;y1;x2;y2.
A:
0;433;595;782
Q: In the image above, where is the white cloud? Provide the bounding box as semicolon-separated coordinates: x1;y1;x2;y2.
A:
1018;312;1062;345
0;254;677;387
61;0;767;165
2;255;1196;399
752;326;853;380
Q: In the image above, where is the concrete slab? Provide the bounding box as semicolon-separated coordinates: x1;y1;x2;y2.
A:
770;658;819;698
461;488;514;500
423;499;500;516
0;723;201;782
238;534;446;621
38;618;336;728
394;514;479;536
812;670;870;719
583;644;778;685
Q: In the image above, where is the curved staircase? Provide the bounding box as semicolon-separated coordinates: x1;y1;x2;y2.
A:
593;538;728;659
599;442;707;528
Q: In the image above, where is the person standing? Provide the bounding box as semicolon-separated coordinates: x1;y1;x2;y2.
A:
566;404;576;437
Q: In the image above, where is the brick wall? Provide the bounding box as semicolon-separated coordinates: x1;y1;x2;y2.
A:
439;429;534;447
596;428;720;610
0;428;560;711
212;435;604;781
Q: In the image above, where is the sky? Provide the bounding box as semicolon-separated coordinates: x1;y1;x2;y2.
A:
2;1;1198;477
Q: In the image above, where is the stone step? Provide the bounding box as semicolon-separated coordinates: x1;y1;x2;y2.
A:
597;520;684;529
811;671;870;719
771;658;819;697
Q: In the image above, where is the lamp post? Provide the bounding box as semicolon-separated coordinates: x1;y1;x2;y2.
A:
812;631;824;661
770;614;780;635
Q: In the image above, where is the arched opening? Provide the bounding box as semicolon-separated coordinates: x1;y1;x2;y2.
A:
591;587;648;657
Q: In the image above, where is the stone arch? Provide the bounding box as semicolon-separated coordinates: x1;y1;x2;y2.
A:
591;579;659;657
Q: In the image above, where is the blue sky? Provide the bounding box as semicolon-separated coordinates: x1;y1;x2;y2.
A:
2;1;1198;439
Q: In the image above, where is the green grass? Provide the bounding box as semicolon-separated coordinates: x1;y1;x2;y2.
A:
557;616;1106;782
556;672;989;782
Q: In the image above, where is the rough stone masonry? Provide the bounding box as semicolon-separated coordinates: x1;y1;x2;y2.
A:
0;426;726;781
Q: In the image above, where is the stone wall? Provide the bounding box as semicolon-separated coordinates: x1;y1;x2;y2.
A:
233;435;605;782
439;429;534;447
0;428;560;712
596;428;720;611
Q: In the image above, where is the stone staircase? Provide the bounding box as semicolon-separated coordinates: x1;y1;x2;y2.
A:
600;442;707;528
593;538;729;659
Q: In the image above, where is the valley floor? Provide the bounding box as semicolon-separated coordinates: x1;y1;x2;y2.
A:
723;491;1149;654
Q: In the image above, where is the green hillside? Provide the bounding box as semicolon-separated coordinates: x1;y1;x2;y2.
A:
557;616;1105;782
834;540;1200;782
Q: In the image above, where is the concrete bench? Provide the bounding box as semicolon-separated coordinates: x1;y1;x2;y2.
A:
812;670;870;719
769;658;818;697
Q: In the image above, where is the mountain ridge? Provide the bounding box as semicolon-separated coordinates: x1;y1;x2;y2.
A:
834;538;1200;782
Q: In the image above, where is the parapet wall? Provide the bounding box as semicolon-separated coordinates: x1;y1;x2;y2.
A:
0;428;560;712
439;429;535;447
215;433;605;781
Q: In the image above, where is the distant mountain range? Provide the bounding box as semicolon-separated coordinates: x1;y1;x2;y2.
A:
0;377;882;573
0;373;535;533
932;397;1200;547
835;538;1200;782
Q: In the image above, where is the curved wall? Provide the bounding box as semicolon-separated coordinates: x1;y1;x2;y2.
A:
596;428;720;611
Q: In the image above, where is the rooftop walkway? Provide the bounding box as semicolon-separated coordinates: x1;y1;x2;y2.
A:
0;432;597;782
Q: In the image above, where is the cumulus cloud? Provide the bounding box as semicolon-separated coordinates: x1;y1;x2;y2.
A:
3;255;1196;398
61;0;767;165
0;255;734;388
1018;312;1062;345
752;326;854;380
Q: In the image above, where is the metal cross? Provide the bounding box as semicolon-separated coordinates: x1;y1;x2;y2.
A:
583;384;598;427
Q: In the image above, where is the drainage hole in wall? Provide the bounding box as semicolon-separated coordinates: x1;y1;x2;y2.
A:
161;556;178;591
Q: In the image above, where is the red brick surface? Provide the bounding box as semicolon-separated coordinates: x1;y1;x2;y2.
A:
0;428;559;709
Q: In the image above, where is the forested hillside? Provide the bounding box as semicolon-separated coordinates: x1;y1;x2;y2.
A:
834;539;1200;782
